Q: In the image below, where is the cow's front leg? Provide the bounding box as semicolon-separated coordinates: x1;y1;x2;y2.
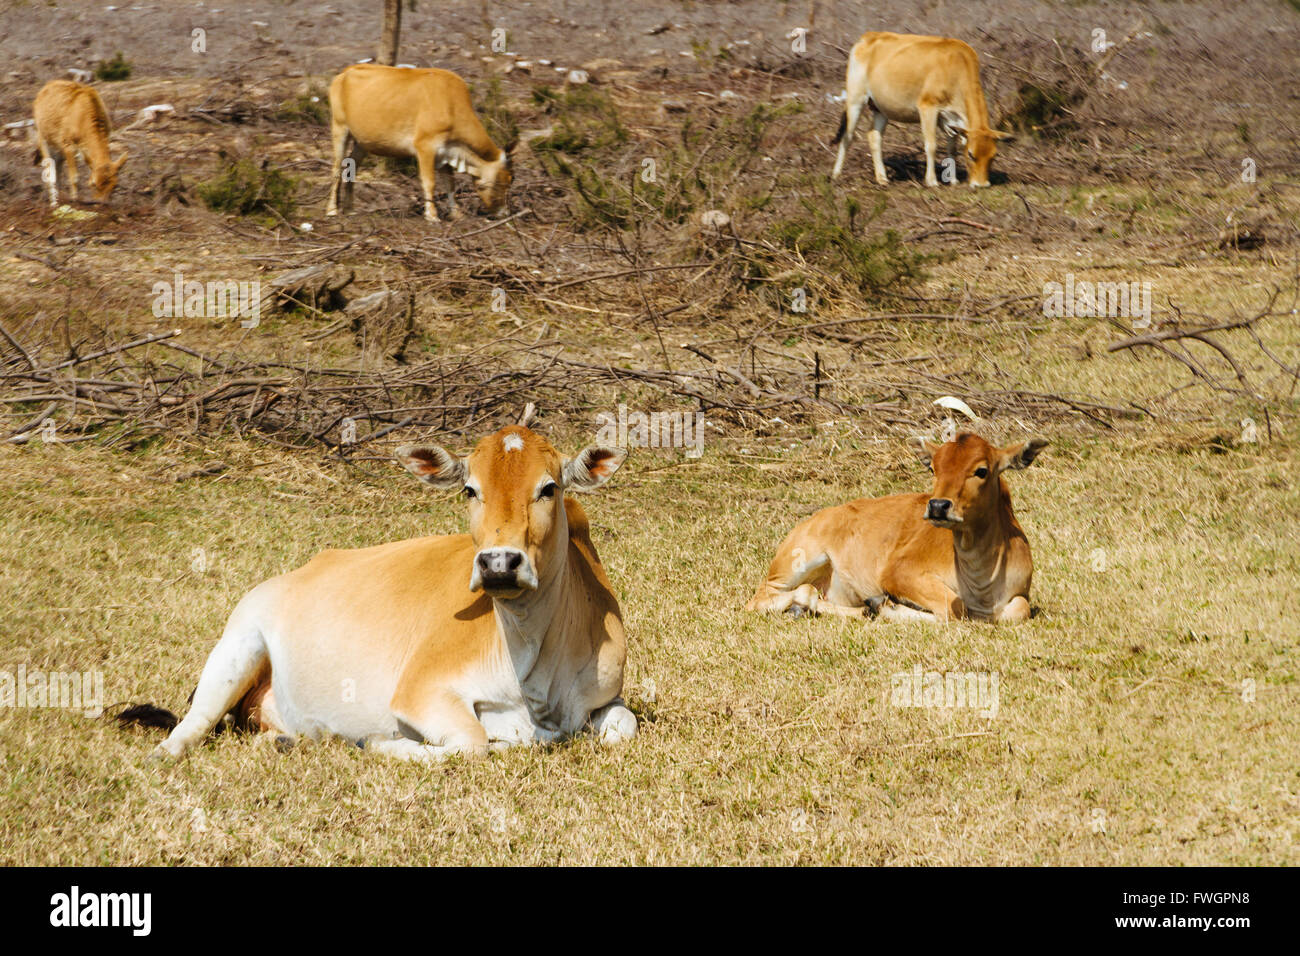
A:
62;148;79;201
416;140;440;222
441;166;462;220
996;595;1031;622
365;737;484;761
919;105;940;187
388;684;489;758
590;698;636;745
878;569;964;621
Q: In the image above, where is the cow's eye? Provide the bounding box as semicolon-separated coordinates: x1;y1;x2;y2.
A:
974;467;988;479
463;486;478;500
538;483;557;500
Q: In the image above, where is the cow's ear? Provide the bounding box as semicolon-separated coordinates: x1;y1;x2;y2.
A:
395;445;467;489
562;445;627;492
998;438;1048;471
916;437;941;470
112;151;129;172
992;129;1016;143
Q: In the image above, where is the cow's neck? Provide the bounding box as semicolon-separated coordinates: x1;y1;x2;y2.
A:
956;73;993;133
82;129;113;172
437;142;487;177
489;529;572;728
949;493;1014;608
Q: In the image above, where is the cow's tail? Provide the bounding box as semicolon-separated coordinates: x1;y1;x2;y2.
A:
113;702;180;733
831;109;848;146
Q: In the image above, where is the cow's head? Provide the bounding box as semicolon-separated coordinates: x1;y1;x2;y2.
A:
917;432;1047;529
91;151;128;201
475;147;513;216
951;125;1013;188
396;426;625;598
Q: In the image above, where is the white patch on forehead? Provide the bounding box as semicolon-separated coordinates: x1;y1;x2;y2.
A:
503;434;524;452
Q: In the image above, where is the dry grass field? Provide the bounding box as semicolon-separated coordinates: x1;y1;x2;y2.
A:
0;0;1297;865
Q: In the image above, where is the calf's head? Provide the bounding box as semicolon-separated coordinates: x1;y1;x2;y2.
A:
918;432;1047;529
475;149;513;216
950;125;1013;188
397;426;625;598
91;151;129;202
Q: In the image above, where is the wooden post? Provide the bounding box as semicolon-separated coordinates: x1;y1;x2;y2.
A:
378;0;402;65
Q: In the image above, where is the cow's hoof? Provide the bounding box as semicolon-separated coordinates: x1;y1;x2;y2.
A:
273;734;296;754
864;595;887;618
784;604;808;619
595;704;637;745
149;743;178;763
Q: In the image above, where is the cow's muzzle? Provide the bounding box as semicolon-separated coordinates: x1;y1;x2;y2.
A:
925;498;961;525
470;547;538;594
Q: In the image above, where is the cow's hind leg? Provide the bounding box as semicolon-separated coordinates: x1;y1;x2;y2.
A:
342;140;364;213
831;98;867;179
747;549;830;613
748;550;867;618
154;599;269;760
326;122;350;215
867;109;889;186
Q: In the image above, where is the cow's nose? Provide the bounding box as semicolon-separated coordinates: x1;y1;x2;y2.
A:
926;498;953;521
477;548;523;580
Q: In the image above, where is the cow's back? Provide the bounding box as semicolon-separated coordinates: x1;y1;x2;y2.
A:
853;31;981;121
34;80;110;149
330;64;496;160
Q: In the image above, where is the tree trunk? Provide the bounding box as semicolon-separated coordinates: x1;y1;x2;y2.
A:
377;0;402;65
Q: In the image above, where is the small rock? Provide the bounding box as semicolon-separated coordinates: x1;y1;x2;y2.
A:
700;209;731;229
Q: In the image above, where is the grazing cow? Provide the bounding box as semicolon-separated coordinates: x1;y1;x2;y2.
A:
747;433;1048;622
151;426;636;761
32;79;128;206
326;63;513;222
830;31;1013;187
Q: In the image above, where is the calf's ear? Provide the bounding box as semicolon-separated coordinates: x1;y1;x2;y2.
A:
998;438;1049;471
395;445;468;489
916;437;942;470
562;445;627;492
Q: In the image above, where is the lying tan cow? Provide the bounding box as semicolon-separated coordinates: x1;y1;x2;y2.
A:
326;63;513;222
830;31;1012;187
747;432;1047;622
32;79;128;206
151;426;635;761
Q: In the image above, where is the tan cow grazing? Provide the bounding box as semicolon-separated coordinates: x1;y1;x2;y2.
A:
32;79;128;206
830;31;1012;188
151;426;636;762
326;63;513;222
747;433;1048;622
